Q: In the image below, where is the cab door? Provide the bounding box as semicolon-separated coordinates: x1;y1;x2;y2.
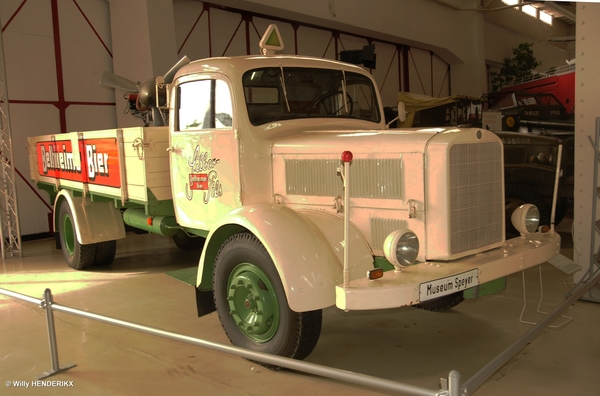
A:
169;76;240;231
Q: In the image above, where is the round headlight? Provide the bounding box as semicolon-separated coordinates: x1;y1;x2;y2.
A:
510;204;540;234
536;152;548;164
383;229;419;269
506;116;516;128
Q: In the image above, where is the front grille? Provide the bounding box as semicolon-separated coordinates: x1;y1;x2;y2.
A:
449;142;503;254
503;146;526;164
285;158;402;199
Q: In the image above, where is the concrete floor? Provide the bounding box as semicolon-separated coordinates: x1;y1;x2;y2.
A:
1;218;599;396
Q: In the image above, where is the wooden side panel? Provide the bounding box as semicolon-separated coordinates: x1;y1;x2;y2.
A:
122;126;172;202
144;128;172;201
27;126;172;205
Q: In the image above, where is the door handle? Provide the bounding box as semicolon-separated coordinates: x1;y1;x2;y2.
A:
166;146;175;152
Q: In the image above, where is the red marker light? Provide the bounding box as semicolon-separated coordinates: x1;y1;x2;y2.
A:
147;217;153;226
341;151;353;163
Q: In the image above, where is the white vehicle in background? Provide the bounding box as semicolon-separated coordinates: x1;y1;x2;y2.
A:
27;25;560;363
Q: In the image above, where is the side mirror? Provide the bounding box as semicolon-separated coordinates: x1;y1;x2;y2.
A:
386;102;407;128
397;102;407;122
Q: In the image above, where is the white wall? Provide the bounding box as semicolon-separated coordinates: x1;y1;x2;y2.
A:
1;0;114;236
108;0;178;127
482;1;575;90
573;2;600;301
202;0;487;97
484;21;575;76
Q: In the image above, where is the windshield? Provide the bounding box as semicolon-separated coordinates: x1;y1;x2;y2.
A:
243;67;381;125
490;93;563;111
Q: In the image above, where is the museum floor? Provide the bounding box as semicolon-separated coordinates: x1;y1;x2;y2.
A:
1;214;599;396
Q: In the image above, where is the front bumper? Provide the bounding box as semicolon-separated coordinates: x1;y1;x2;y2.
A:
335;231;561;311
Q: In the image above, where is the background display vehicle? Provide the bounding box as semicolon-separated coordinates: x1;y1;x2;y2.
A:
484;91;575;230
390;92;573;231
485;91;574;137
27;25;560;363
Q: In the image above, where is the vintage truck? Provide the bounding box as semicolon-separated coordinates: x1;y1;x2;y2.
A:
27;25;560;362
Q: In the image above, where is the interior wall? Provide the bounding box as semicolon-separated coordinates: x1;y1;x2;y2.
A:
483;0;574;55
484;22;575;89
1;0;114;237
573;2;600;301
172;2;416;107
108;0;178;127
203;0;484;97
483;1;575;91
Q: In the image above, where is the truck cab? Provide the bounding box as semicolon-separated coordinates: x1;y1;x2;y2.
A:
168;56;383;233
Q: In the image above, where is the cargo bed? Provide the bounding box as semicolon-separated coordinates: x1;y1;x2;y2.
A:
27;127;171;212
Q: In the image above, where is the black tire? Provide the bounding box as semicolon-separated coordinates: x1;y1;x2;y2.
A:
505;183;550;235
173;231;205;251
94;240;117;266
57;200;96;270
213;232;322;367
415;292;465;312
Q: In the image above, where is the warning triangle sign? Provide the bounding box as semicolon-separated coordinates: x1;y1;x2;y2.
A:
259;24;284;54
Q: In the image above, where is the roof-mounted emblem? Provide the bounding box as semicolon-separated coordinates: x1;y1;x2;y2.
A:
259;24;284;55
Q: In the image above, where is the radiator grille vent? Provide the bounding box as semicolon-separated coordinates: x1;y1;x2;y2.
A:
503;146;526;164
285;158;402;199
370;217;408;251
449;142;503;254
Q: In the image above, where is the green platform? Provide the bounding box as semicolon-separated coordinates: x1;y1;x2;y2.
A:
166;267;198;286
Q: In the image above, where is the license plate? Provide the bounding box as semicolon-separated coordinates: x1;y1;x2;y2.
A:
419;269;479;302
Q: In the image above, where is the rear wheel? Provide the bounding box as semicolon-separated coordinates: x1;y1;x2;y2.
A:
94;240;117;266
58;200;96;270
213;233;322;367
415;292;464;312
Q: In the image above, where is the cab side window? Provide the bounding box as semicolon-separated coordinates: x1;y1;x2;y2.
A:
177;79;233;131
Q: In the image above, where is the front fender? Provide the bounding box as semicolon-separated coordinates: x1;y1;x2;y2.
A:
197;204;373;312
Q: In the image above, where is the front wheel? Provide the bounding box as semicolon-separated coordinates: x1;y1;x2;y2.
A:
213;233;322;367
58;200;96;270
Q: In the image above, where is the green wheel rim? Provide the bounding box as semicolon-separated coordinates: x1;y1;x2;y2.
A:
62;214;75;256
227;263;280;343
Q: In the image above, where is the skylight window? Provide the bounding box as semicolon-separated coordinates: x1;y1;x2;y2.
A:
540;10;553;25
522;5;538;18
502;1;556;25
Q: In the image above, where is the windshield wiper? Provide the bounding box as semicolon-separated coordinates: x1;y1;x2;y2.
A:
279;64;291;112
341;68;348;114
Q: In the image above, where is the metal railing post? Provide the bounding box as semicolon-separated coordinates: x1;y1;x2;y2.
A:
37;288;76;379
448;370;461;396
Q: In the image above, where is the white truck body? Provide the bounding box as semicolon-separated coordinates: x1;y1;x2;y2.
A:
27;25;560;362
